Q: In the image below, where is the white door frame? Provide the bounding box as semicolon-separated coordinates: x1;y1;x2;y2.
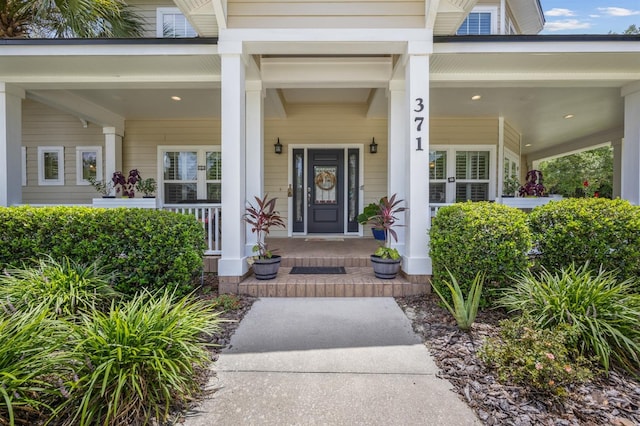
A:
287;144;364;236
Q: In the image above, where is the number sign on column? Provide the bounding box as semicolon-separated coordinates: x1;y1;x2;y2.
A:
414;97;424;151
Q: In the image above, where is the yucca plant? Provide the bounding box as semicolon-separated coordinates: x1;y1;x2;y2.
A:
0;256;119;317
62;291;222;426
431;269;485;332
498;263;640;374
0;308;70;426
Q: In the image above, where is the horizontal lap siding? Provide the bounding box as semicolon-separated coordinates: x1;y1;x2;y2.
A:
228;0;425;28
504;121;520;155
123;119;220;182
430;117;499;146
22;100;104;204
128;0;176;37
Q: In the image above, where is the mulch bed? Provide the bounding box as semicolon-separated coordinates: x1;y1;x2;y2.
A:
197;272;639;426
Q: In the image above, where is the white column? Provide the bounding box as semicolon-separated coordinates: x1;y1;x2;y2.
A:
621;83;640;204
103;127;123;196
612;139;622;199
218;45;249;277
245;81;264;252
497;117;505;201
0;83;25;206
403;47;431;275
387;79;407;251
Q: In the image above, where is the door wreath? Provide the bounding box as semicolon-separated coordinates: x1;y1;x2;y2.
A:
315;171;336;191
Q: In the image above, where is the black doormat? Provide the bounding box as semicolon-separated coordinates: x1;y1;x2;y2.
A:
290;266;346;275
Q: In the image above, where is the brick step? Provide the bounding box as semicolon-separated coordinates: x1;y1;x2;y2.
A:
238;267;429;298
280;256;371;268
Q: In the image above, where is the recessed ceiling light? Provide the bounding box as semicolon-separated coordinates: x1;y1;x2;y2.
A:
563;114;574;119
171;96;182;101
525;143;532;147
471;95;482;101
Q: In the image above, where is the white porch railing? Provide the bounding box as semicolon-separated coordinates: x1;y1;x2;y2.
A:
162;203;222;255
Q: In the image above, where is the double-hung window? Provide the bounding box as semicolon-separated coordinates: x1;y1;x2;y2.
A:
38;146;64;186
156;8;197;38
429;146;496;203
457;7;497;35
159;147;221;203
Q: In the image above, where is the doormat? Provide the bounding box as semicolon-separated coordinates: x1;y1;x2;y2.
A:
290;266;346;275
304;238;344;242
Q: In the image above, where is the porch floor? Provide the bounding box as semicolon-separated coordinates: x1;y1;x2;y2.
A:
237;237;430;297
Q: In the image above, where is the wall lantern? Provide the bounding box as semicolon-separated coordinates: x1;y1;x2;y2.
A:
274;138;283;154
369;137;378;154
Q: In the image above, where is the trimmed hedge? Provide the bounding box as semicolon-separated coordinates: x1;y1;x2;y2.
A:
429;202;532;306
0;206;205;296
528;198;640;285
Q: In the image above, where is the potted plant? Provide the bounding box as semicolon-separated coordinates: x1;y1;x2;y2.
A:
136;178;157;198
87;176;114;197
519;170;546;197
243;194;286;280
366;194;407;279
502;175;520;197
357;201;385;241
112;169;141;198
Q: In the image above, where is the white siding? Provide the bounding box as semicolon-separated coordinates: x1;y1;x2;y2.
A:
227;0;426;29
431;117;499;146
128;0;177;37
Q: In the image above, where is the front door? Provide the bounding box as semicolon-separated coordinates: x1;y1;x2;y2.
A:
307;149;344;233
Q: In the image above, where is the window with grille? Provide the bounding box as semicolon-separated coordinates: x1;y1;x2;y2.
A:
457;8;497;35
429;146;495;203
160;147;220;203
156;8;197;38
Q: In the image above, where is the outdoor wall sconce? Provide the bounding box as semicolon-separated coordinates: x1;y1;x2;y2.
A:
274;138;283;154
369;137;378;154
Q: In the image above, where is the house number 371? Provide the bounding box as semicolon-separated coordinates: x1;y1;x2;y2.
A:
414;97;424;151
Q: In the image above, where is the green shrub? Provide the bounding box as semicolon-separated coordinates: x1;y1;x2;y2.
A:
479;316;594;398
528;198;640;285
498;263;640;374
211;294;241;312
0;256;119;317
429;202;532;306
0;206;206;297
61;291;221;426
0;308;70;426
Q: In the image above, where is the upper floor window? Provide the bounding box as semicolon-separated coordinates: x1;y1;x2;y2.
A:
457;7;497;35
156;8;197;38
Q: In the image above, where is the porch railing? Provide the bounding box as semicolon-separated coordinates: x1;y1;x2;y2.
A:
162;203;221;255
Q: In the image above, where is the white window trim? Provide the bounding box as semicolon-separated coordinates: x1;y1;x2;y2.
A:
157;146;220;204
460;6;499;35
76;146;103;185
504;148;520;178
156;7;196;38
37;146;64;186
21;147;26;186
430;145;497;203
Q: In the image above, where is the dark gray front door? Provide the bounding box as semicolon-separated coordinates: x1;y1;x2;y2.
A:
307;149;344;233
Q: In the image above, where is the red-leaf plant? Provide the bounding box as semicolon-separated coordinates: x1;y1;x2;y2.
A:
366;194;407;259
243;194;286;259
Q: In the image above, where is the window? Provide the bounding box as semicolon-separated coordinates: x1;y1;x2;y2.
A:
457;7;497;35
429;146;496;203
156;8;197;38
160;147;220;203
21;147;26;186
76;147;102;185
37;146;64;186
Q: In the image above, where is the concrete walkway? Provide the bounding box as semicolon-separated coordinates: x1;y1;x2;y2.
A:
184;298;480;426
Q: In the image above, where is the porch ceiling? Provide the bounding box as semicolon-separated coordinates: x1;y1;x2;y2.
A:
7;39;639;158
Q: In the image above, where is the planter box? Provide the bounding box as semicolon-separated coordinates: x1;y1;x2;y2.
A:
500;196;562;209
92;198;158;209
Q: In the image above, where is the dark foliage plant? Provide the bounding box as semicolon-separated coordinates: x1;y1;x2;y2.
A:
243;194;286;259
518;169;546;197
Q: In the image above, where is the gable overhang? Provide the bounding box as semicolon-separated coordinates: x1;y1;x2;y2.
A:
507;0;545;35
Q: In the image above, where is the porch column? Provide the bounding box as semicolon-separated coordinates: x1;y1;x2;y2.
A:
402;46;431;276
621;82;640;204
612;138;622;199
245;80;264;251
103;127;123;196
218;43;249;282
0;83;25;206
387;80;407;249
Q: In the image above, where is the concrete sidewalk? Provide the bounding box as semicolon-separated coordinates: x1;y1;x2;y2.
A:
183;298;480;425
